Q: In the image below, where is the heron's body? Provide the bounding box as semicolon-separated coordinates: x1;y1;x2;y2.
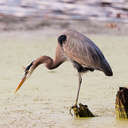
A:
57;29;112;76
15;29;113;106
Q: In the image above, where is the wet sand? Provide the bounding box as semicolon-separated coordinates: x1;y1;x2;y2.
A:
0;31;128;128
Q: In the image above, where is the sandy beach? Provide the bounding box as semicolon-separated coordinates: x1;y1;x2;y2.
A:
0;0;128;127
0;30;128;127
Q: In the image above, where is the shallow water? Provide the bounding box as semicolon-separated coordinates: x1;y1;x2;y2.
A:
0;31;128;128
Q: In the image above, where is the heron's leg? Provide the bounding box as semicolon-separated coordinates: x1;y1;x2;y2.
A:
75;72;82;105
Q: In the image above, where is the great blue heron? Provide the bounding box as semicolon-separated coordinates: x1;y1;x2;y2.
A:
15;29;113;106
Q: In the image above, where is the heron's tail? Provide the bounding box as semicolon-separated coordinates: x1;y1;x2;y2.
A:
101;60;113;76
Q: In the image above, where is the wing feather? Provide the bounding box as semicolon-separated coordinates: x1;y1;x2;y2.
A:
62;29;106;69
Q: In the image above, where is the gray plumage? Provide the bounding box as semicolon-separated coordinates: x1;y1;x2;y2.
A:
60;29;113;76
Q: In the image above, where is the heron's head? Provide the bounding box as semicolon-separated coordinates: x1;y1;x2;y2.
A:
15;61;34;93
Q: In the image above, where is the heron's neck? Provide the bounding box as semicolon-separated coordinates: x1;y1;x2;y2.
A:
34;56;63;70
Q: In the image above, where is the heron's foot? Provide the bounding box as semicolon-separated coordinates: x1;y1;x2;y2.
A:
69;104;79;117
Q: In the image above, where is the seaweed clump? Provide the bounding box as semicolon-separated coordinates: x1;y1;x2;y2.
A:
115;87;128;119
70;103;95;118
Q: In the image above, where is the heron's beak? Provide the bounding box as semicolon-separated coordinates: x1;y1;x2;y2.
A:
15;61;34;93
15;75;27;93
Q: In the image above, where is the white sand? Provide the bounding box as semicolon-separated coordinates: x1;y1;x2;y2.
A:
0;31;128;128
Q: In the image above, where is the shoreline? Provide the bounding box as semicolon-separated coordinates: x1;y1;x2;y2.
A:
0;16;128;36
